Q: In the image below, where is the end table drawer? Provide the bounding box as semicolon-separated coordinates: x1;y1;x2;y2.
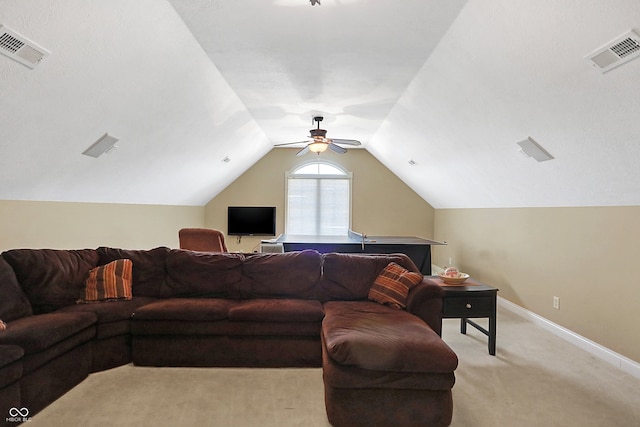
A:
444;297;493;317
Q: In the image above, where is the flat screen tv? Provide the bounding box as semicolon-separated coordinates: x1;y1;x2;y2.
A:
227;206;276;236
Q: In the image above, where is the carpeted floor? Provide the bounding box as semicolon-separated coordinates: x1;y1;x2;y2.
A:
30;307;640;426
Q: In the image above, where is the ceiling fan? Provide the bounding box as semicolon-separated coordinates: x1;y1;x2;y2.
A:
275;116;361;156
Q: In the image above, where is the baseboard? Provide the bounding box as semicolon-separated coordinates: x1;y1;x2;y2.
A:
498;297;640;380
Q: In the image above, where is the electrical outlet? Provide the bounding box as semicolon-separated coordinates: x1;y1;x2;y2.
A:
553;296;560;310
448;257;452;266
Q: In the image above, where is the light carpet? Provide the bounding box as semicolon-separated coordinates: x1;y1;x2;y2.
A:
29;307;640;426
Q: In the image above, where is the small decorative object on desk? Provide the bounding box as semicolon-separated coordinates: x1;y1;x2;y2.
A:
438;267;470;285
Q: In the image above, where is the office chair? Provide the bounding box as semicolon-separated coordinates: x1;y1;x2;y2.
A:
178;228;228;252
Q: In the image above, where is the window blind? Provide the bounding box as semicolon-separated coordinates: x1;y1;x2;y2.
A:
287;177;350;235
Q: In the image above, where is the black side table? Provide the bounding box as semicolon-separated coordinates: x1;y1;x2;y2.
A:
432;277;499;355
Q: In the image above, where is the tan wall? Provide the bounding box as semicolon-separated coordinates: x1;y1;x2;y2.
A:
205;148;435;253
433;206;640;363
3;161;637;365
0;200;203;251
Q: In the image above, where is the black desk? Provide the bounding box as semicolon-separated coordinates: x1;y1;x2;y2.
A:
435;277;499;355
274;230;444;275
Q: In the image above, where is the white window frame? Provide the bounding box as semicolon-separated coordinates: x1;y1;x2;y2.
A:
285;160;353;236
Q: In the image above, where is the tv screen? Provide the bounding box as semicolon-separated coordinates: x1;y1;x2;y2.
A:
227;206;276;236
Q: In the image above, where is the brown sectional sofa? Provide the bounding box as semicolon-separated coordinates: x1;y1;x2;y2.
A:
0;247;458;426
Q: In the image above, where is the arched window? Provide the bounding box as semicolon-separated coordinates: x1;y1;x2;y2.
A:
286;161;352;236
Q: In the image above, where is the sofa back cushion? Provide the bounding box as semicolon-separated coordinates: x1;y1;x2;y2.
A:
240;250;322;299
97;247;169;297
163;250;244;298
0;256;33;321
317;253;420;301
2;249;99;313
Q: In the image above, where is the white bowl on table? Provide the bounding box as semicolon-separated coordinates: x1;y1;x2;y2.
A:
437;272;470;285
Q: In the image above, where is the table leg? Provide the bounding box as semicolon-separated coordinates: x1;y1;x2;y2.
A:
463;317;497;356
488;312;496;356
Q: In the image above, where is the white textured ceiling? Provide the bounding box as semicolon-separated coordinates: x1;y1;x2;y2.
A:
1;0;640;208
367;0;640;208
0;0;271;205
168;0;467;146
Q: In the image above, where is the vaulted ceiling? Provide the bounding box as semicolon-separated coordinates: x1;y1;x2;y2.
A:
1;0;639;208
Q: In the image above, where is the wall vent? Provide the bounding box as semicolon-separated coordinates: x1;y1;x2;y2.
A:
0;25;50;68
585;30;640;73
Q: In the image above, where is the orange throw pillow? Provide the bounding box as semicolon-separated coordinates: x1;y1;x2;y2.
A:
79;259;132;303
368;262;423;309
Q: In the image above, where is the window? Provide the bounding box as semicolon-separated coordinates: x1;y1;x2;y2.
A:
286;161;352;236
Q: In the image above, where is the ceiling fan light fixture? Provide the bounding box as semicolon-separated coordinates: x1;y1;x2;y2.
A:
274;115;361;156
308;141;328;153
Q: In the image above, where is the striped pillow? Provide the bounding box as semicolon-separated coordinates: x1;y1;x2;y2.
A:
79;259;133;303
368;262;423;309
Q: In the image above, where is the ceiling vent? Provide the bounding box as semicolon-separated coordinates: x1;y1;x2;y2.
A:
0;25;50;68
517;137;554;162
585;30;640;73
83;133;119;158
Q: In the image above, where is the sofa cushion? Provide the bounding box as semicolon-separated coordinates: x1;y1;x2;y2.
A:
80;259;133;303
0;312;96;354
368;262;423;309
133;298;238;322
322;301;458;373
318;253;421;301
57;296;157;339
164;250;244;298
20;326;95;377
229;299;324;322
321;339;456;391
97;247;169;297
240;250;322;299
59;296;156;324
2;249;99;312
0;257;33;321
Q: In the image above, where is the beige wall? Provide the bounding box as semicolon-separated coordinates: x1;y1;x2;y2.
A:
433;206;640;363
6;153;636;366
0;149;434;253
204;148;435;253
0;200;203;251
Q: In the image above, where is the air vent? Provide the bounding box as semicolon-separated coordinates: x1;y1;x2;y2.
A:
517;137;554;162
83;134;119;158
585;30;640;73
0;25;50;68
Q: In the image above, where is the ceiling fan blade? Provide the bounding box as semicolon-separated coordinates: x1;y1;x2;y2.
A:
296;146;310;156
328;143;347;154
274;140;310;147
330;138;361;146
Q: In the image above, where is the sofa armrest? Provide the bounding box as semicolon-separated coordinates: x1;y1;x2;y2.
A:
406;278;444;335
